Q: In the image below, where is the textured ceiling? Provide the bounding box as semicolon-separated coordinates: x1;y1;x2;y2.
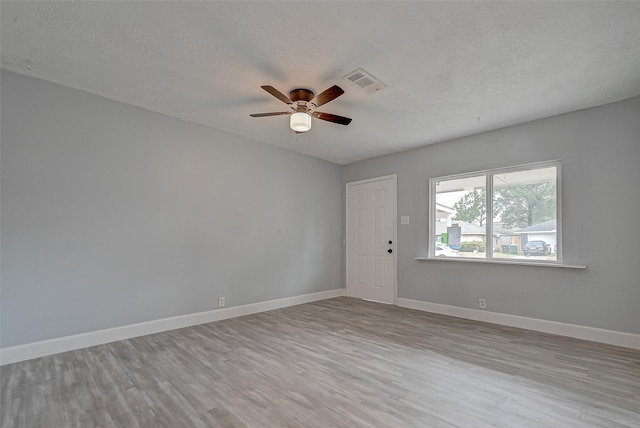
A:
2;1;640;165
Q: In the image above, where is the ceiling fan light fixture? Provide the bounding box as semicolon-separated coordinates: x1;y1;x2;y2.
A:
290;112;311;132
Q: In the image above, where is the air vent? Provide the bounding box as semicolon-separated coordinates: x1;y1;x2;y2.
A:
344;68;386;94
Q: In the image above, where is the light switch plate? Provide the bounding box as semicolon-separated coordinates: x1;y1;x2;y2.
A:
400;216;410;225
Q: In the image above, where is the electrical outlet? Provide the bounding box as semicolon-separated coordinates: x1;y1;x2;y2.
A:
479;298;487;309
218;296;225;308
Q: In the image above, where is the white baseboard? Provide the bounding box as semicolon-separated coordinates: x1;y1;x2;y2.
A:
397;298;640;350
0;288;345;365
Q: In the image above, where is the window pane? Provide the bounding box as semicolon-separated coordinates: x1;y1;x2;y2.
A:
492;166;557;260
435;175;487;258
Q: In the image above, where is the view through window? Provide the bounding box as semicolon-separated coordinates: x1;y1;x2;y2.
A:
431;162;559;262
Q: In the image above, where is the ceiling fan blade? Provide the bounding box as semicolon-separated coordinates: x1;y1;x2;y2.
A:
312;111;352;126
260;86;293;104
250;112;292;117
311;85;345;108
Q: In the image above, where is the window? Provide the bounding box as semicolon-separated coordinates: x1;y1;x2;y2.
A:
430;161;560;263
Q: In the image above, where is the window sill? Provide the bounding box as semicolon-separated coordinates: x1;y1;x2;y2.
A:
414;257;586;269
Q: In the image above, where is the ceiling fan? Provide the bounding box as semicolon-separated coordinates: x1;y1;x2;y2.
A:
250;85;352;133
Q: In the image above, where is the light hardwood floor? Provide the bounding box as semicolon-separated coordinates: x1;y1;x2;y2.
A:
1;297;639;427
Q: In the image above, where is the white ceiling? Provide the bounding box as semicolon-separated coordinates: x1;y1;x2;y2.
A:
2;1;639;165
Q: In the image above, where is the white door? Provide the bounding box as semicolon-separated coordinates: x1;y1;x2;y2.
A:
346;175;396;304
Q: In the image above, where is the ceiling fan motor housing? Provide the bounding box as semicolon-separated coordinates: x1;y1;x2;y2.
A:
289;88;314;102
289;89;315;112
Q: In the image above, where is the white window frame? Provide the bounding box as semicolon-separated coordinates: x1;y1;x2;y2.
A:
429;160;562;264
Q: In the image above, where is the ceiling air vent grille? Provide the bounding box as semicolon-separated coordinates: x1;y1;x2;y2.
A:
344;68;386;94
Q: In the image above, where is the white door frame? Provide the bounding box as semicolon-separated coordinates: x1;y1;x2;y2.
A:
345;174;398;304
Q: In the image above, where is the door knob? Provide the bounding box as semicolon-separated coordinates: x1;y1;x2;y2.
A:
388;249;393;253
389;240;392;244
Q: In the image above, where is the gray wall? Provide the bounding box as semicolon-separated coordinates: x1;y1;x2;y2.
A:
1;70;344;347
3;68;638;350
344;96;640;334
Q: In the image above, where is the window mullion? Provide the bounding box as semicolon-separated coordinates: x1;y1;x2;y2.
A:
486;174;494;259
429;179;436;258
